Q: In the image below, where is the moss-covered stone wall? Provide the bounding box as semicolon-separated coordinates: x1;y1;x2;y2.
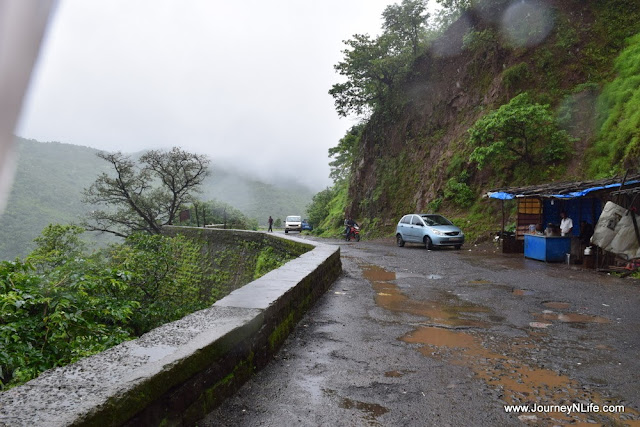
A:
0;229;341;427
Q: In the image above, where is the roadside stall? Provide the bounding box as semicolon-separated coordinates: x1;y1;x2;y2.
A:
485;173;640;264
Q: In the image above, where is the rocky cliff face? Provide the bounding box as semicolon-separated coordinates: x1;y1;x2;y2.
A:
345;0;640;230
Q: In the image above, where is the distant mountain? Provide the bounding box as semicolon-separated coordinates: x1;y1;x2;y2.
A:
0;138;314;260
200;168;314;226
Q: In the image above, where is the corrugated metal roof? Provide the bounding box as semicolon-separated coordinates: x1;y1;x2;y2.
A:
485;173;640;199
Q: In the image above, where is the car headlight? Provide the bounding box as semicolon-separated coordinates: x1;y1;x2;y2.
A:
431;229;445;236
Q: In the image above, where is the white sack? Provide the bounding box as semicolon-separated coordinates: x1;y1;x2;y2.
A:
591;201;640;260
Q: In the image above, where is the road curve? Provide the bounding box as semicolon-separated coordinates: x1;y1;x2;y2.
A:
201;237;640;426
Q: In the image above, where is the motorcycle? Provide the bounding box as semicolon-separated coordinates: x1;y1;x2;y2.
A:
346;224;361;242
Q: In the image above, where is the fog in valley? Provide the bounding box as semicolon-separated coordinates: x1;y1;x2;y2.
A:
17;0;414;192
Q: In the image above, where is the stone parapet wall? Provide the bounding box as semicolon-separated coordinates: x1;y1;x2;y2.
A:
162;226;314;291
0;230;341;426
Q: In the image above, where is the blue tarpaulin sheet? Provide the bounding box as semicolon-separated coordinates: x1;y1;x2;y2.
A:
487;192;515;200
488;180;639;200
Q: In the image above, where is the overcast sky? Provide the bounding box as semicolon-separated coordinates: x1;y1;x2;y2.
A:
17;0;436;191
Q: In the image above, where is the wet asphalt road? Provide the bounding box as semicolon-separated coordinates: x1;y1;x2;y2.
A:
200;236;640;426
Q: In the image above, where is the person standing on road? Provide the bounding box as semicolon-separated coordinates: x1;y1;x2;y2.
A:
560;211;573;236
268;216;273;232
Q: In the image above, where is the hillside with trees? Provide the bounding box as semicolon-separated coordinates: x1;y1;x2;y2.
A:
0;138;314;260
310;0;640;240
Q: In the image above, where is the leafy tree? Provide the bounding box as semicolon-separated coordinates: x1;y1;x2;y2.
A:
306;187;336;229
329;34;400;117
382;0;430;56
328;124;363;184
82;147;210;237
26;224;86;271
435;0;470;11
468;93;573;171
329;0;430;117
307;125;364;232
0;246;136;389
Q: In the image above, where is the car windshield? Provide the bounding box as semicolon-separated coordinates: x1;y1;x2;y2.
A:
420;214;453;226
286;216;301;222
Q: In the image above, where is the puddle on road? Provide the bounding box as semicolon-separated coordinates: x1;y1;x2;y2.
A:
339;397;390;422
362;265;490;328
534;311;610;324
543;301;571;310
384;370;414;378
323;389;389;425
402;326;638;425
469;279;492;285
513;289;535;296
361;264;637;425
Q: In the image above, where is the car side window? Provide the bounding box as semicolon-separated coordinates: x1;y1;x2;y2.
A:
411;216;423;226
401;215;411;224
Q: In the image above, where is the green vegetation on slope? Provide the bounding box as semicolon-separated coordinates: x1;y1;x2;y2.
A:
0;224;293;389
590;32;640;176
306;125;362;236
314;0;640;241
0;139;114;260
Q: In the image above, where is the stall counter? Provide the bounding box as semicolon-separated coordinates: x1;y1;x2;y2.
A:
524;234;571;262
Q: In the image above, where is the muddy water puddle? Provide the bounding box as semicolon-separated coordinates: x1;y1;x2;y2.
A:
362;265;490;328
361;264;638;425
324;388;389;425
534;311;610;324
384;369;414;378
469;279;492;284
402;326;638;425
543;301;571;310
339;397;389;422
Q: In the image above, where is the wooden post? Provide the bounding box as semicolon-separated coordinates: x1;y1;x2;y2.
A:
617;170;629;204
202;205;207;228
501;200;505;235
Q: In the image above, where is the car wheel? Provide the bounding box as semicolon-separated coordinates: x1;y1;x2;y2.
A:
424;236;433;250
396;234;405;247
455;244;462;250
285;230;288;234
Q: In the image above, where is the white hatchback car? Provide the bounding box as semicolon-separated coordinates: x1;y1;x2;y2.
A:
284;215;302;233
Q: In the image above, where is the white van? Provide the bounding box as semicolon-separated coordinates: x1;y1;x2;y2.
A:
284;215;302;233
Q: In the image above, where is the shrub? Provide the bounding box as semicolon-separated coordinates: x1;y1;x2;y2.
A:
502;62;531;96
428;197;443;212
444;177;475;208
462;29;498;53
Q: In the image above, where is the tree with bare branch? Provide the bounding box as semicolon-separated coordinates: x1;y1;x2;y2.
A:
82;147;210;237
